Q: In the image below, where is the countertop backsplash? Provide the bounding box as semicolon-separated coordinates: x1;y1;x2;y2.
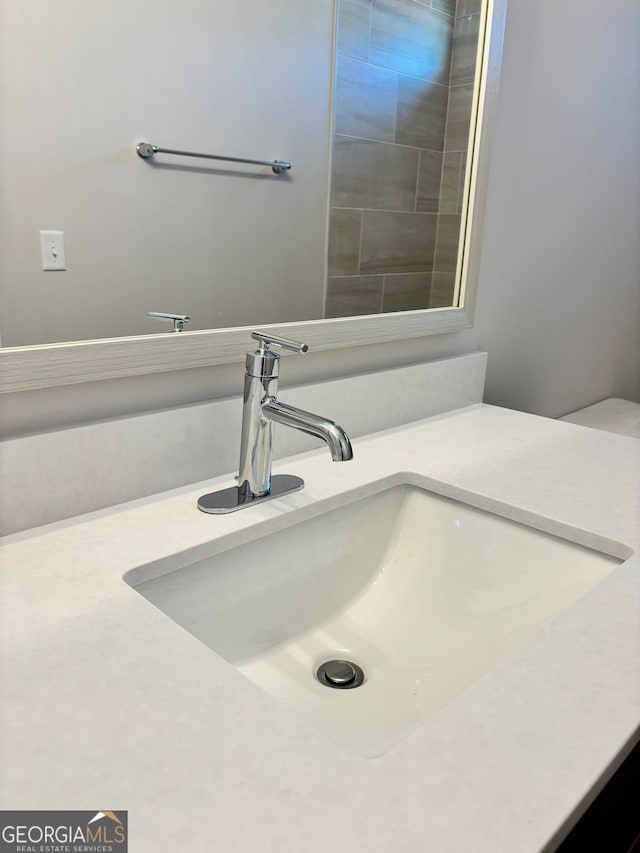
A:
0;352;486;535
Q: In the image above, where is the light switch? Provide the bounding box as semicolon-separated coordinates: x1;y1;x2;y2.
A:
40;230;67;270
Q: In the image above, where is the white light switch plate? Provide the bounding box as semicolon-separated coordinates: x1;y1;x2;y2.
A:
40;230;67;270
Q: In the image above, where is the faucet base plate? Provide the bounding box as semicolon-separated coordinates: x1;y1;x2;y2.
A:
197;474;304;514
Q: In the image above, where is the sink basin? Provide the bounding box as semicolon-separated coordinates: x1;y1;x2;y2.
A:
125;481;623;757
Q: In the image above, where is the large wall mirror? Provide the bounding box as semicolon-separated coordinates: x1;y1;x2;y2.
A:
0;0;506;393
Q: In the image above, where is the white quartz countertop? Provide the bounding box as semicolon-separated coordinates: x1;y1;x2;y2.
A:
1;404;639;853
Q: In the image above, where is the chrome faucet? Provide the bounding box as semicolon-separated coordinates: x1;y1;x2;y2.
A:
147;311;191;332
198;331;353;514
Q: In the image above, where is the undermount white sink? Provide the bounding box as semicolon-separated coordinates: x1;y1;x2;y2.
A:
125;481;622;757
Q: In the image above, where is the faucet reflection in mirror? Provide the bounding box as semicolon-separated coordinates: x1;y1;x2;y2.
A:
326;0;482;317
146;312;191;332
198;331;353;514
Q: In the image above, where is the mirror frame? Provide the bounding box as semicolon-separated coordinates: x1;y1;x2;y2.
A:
0;0;506;394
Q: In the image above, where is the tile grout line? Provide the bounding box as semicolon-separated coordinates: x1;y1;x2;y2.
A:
336;132;446;155
329;272;432;280
340;53;450;90
333;206;439;216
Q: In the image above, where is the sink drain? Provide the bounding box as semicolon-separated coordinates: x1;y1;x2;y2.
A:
316;659;365;689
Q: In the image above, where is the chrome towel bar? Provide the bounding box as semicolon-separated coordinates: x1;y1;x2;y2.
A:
136;142;291;174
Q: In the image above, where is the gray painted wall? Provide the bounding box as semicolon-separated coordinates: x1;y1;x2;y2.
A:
0;0;333;345
473;0;640;416
2;0;638;437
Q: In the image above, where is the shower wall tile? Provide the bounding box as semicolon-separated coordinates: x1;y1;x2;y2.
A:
430;271;456;307
439;151;464;213
328;208;362;276
456;0;481;17
434;213;462;275
326;275;384;317
434;1;479;294
326;0;478;318
360;210;437;274
332;136;420;210
432;0;456;16
450;12;481;86
416;149;443;213
382;272;432;312
337;0;373;61
395;75;448;149
370;0;453;84
334;56;397;142
444;82;474;151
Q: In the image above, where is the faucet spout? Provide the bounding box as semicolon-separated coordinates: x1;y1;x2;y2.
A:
197;331;353;514
262;399;353;461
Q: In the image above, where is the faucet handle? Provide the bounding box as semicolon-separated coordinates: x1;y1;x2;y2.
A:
148;312;191;332
251;330;309;354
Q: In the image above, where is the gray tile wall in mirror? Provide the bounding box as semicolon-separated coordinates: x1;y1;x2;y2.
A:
326;0;481;317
